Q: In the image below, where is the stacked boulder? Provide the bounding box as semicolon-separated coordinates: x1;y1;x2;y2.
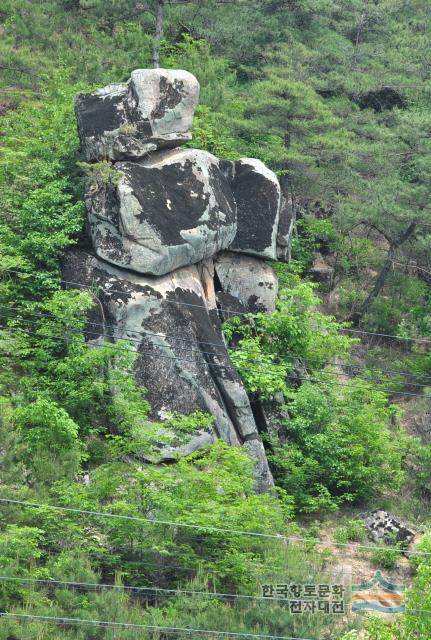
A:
68;68;290;492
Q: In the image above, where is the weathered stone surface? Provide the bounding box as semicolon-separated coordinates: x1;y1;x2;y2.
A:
364;510;415;545
221;158;281;259
87;148;237;276
61;249;274;492
214;252;278;313
276;191;295;262
251;394;290;441
71;67;292;494
75;69;200;162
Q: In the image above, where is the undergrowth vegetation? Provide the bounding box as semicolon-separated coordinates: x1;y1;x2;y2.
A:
1;1;431;638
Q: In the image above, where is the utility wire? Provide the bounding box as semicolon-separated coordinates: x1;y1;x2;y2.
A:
2;307;431;389
341;326;431;345
3;268;431;345
0;320;428;398
2;575;431;618
0;575;327;604
0;612;316;639
1;301;431;384
0;322;429;398
0;498;428;557
53;550;336;579
0;302;229;351
2;268;254;318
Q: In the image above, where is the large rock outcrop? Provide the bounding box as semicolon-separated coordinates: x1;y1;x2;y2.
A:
71;68;294;492
214;252;278;313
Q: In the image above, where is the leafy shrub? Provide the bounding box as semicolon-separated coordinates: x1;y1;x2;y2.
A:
224;274;354;400
13;399;83;482
268;379;405;513
334;519;368;544
369;546;400;570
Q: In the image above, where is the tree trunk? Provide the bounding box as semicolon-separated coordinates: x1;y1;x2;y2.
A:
350;222;416;324
151;0;165;68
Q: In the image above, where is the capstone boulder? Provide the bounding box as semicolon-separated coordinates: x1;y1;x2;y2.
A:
75;68;200;162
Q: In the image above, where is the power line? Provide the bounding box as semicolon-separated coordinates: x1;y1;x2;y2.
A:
0;498;428;557
0;320;290;382
1;301;431;384
0;302;229;351
2;306;430;390
1;320;428;398
0;612;315;639
3;268;431;345
58;550;333;580
340;326;431;345
0;575;323;604
1;318;427;399
2;575;431;618
1;268;254;319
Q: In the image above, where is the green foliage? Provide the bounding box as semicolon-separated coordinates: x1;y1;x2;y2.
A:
223;273;406;515
1;1;431;637
163;36;236;113
364;616;404;640
369;544;400;571
189;105;241;158
291;215;339;272
78;160;124;190
13;398;83;482
401;535;431;638
268;380;405;513
334;519;368;544
224;274;353;399
409;531;431;573
2;289;150;444
364;532;431;639
233;54;350;204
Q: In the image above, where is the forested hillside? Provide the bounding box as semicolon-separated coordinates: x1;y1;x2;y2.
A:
0;2;431;639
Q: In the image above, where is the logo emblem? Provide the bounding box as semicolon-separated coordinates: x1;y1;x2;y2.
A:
351;571;405;614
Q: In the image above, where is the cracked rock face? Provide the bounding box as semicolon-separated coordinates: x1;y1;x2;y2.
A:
75;69;200;162
61;250;274;493
221;158;281;260
87;148;237;276
215;252;278;313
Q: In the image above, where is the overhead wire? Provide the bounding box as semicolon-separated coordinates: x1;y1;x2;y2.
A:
0;320;428;399
0;498;428;557
2;575;431;619
3;267;431;345
0;612;316;639
0;575;328;604
0;319;428;398
1;301;431;384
